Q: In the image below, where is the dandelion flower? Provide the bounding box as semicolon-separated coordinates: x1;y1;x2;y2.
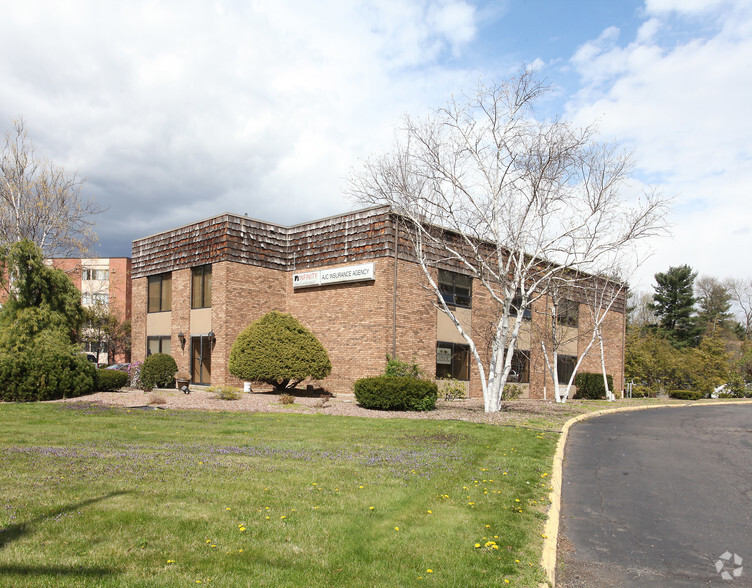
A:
394;527;399;531
426;569;433;573
369;506;374;510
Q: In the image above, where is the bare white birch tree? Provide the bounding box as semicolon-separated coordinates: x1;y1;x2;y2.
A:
349;71;668;412
726;277;752;338
0;118;101;256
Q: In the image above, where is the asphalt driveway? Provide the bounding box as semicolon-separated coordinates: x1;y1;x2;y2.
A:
558;404;752;587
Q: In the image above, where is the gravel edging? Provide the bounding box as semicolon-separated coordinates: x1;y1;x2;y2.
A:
49;387;579;427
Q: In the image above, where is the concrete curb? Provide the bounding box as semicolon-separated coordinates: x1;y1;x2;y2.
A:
538;399;752;587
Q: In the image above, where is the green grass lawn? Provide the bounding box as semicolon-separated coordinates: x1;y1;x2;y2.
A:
0;403;557;587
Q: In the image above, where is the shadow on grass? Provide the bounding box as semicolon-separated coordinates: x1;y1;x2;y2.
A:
0;490;134;551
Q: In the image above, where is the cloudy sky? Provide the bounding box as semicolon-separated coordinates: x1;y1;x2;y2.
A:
0;0;749;292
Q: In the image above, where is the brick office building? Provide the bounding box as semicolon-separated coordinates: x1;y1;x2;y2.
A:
130;206;626;398
48;257;132;364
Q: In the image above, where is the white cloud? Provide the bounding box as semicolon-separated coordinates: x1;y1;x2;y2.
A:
566;0;752;290
0;0;483;254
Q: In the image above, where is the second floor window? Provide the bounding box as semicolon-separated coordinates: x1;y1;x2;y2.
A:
557;299;579;328
148;273;172;313
438;269;472;308
509;289;532;320
192;265;212;309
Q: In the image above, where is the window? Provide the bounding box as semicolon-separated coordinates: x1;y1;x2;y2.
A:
438;270;472;308
507;350;530;383
147;336;171;356
191;265;212;309
85;341;108;355
82;269;109;280
82;292;109;306
436;342;471;381
509;289;532;320
557;299;579;327
148;273;172;312
557;354;577;384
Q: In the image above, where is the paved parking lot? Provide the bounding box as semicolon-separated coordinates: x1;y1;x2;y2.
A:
558;404;752;587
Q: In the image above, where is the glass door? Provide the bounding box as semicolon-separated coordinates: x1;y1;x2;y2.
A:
191;335;212;385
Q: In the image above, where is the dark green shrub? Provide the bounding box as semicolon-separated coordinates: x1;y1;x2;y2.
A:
95;368;128;391
229;312;331;390
0;334;95;402
353;376;438;411
141;353;178;389
668;389;704;400
573;372;614;400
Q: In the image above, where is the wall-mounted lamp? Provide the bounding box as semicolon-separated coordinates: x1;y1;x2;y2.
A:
207;331;216;343
178;331;186;350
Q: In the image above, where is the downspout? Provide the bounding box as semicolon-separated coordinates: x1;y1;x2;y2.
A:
543;290;548;401
392;218;398;359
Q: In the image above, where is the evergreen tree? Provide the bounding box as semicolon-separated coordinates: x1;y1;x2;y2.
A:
0;240;94;401
651;265;699;347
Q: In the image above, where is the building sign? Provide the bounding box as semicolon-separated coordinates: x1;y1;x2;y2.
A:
293;262;375;288
293;271;320;288
436;347;452;365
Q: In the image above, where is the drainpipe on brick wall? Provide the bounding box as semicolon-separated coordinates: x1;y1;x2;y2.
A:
392;223;398;358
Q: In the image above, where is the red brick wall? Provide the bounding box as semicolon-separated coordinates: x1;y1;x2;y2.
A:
107;258;132;322
212;261;287;387
392;261;437;388
132;277;147;365
286;259;393;395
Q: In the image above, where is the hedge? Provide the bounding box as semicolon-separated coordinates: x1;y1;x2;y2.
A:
0;339;95;402
95;368;129;391
573;372;614;400
668;389;704;401
353;376;437;411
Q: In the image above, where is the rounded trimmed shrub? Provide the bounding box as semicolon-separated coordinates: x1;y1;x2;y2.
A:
140;353;178;389
0;336;96;402
95;368;129;391
353;376;438;411
229;311;331;390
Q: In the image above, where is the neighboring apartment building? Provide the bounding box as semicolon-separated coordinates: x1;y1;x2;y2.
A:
49;257;132;364
130;206;627;398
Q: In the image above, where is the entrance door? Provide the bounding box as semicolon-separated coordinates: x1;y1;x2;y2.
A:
191;335;212;385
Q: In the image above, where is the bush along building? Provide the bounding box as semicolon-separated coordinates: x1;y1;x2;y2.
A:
130;206;627;398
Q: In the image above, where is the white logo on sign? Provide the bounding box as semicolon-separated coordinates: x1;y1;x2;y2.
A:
715;551;743;581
